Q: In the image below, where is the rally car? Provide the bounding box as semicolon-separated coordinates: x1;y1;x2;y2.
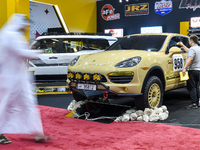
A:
67;33;189;109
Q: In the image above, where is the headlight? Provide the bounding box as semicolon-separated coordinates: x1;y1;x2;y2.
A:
69;56;80;66
115;56;141;68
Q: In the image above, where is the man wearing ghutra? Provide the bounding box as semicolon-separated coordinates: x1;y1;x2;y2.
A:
0;14;51;144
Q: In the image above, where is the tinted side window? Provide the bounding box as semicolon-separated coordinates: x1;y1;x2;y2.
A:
88;39;109;50
182;37;190;48
166;36;189;54
62;39;87;53
31;39;60;53
168;37;181;48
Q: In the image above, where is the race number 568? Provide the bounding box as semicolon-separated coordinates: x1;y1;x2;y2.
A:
172;54;184;71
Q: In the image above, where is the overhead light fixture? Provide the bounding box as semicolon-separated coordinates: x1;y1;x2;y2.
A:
126;0;129;1
119;0;122;3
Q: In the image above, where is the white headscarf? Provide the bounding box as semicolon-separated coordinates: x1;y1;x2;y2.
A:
0;14;32;65
0;13;29;34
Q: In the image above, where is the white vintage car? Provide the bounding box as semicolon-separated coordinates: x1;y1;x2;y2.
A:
29;33;117;82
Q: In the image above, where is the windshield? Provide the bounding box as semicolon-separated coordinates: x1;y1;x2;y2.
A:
31;38;110;53
107;35;167;52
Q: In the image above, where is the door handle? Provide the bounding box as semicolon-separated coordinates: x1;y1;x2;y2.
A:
49;56;58;59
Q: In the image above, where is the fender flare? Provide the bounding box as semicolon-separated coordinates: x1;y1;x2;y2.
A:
141;65;165;93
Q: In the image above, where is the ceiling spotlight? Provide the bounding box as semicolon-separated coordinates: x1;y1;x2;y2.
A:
119;0;122;3
126;0;129;1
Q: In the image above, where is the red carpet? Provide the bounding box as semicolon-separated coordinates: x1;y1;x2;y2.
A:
1;105;200;150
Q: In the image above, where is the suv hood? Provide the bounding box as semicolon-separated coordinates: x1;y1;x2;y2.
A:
78;50;152;66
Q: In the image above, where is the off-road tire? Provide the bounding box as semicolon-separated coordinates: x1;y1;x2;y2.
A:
135;76;163;110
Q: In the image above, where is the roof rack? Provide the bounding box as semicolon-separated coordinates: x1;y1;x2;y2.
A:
41;32;112;36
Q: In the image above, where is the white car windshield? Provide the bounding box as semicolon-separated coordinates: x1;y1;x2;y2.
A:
31;38;110;53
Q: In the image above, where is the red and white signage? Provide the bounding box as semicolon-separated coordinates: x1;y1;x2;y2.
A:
104;28;123;37
179;0;200;11
101;4;120;21
191;17;200;28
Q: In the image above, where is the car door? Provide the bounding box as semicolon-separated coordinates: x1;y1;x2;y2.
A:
165;36;189;90
29;38;61;75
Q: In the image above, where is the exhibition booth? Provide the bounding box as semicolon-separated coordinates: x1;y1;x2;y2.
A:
1;0;200;149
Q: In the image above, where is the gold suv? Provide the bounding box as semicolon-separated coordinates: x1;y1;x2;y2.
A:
67;33;189;109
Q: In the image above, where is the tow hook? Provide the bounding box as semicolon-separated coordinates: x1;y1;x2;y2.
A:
103;91;108;99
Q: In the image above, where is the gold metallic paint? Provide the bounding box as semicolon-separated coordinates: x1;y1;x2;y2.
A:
68;33;188;95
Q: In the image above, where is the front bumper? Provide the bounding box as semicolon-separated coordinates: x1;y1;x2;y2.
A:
69;81;143;100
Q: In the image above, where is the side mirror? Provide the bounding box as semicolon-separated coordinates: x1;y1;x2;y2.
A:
169;47;182;57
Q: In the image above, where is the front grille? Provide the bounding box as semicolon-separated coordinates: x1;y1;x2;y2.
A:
108;76;133;84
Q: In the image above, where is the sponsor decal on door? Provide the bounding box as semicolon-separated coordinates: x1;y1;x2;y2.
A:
172;54;184;72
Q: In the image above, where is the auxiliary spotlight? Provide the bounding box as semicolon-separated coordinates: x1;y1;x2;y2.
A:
75;72;82;80
83;73;91;82
93;73;101;82
68;72;75;80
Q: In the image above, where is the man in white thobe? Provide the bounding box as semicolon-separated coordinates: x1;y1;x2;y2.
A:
0;14;50;144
